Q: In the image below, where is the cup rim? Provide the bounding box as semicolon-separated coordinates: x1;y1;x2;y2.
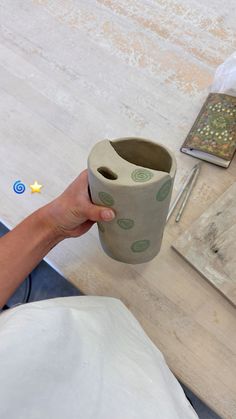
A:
110;136;176;177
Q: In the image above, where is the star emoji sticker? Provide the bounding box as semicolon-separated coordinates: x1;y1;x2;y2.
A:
30;181;43;193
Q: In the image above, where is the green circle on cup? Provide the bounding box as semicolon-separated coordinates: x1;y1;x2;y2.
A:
131;168;153;182
98;191;114;206
117;219;134;230
156;179;172;201
97;222;105;233
131;239;150;253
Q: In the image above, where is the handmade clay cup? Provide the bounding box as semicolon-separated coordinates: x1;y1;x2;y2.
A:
87;137;176;264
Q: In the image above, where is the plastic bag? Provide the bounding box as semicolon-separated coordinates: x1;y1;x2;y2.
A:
210;51;236;96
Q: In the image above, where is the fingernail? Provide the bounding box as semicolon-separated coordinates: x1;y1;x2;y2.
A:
101;209;115;221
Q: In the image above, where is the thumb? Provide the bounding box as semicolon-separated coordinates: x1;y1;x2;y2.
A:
83;203;116;222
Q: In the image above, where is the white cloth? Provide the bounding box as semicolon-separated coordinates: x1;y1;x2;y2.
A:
0;296;198;419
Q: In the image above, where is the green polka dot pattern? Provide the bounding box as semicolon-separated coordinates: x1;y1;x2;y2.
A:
156;179;172;201
117;219;134;230
97;222;105;233
131;168;154;182
98;191;114;206
131;240;150;253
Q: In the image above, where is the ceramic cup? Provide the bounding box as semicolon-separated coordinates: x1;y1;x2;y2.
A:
87;137;176;264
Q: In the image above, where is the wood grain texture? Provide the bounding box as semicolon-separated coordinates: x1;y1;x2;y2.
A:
0;1;236;417
173;182;236;306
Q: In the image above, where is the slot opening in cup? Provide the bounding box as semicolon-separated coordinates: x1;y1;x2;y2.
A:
110;138;172;173
97;166;118;180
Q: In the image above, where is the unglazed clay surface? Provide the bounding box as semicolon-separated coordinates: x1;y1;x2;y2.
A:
88;137;176;263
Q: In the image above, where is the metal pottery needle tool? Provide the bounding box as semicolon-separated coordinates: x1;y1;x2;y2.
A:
166;162;201;223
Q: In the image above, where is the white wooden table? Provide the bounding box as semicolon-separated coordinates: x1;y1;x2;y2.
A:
0;1;236;417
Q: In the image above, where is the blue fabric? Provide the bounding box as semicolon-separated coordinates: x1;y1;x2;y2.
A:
181;383;221;419
6;259;83;307
0;221;82;309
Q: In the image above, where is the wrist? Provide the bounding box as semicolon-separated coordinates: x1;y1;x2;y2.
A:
37;202;65;245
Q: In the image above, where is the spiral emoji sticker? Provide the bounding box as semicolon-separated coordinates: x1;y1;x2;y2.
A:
13;180;26;194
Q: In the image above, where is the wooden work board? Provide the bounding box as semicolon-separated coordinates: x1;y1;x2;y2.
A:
173;182;236;306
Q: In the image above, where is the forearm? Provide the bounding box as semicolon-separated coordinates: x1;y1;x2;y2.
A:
0;204;63;308
0;170;115;309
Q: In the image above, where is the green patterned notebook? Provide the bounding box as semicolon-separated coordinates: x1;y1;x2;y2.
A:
181;93;236;168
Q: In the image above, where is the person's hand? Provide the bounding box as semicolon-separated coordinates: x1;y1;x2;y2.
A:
44;169;115;239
